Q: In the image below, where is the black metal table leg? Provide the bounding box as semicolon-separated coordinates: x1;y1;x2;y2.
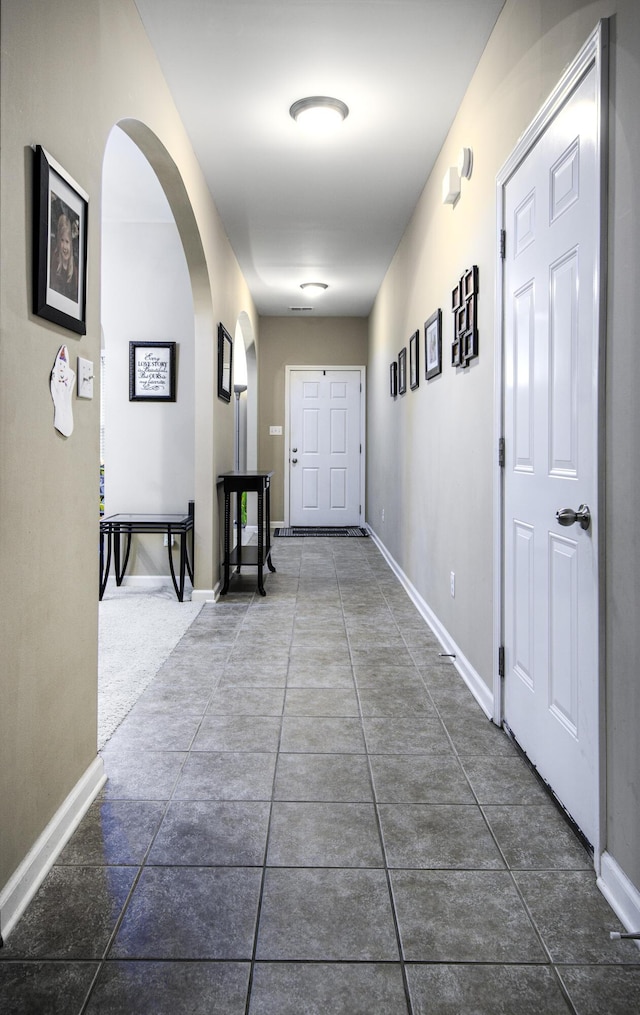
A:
236;489;243;573
257;480;266;595
99;527;112;599
167;525;184;601
114;528;133;586
266;479;276;574
221;490;231;594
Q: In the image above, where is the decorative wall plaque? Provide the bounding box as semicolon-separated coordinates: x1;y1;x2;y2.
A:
451;265;478;369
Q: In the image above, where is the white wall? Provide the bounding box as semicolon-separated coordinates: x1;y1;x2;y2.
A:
102;130;195;574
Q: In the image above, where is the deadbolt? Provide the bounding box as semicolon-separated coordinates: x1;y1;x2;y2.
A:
292;447;298;453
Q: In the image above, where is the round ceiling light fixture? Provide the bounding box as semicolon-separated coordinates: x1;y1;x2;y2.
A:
289;96;349;129
300;282;329;295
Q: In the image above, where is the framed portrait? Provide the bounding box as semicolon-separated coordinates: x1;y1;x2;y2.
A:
409;330;419;390
390;360;398;397
33;145;88;335
398;347;407;395
218;322;233;402
129;341;176;401
425;309;442;380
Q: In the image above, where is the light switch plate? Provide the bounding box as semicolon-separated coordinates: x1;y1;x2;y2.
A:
77;357;94;399
269;425;283;436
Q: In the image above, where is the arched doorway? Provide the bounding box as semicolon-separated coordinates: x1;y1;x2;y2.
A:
98;121;214;746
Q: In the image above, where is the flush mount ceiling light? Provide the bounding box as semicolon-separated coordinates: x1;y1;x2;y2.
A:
289;96;349;128
300;282;329;295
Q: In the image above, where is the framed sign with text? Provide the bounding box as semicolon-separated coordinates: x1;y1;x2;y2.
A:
129;341;177;401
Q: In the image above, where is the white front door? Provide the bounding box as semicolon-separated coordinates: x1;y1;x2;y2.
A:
501;42;604;847
289;369;362;526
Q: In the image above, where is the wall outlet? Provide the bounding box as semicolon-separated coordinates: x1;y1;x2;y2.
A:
450;571;455;597
164;534;175;547
269;425;283;436
381;507;385;522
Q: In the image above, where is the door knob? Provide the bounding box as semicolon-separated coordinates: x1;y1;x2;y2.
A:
556;504;591;530
291;458;298;464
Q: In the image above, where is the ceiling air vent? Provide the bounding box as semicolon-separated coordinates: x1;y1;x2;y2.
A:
289;306;314;312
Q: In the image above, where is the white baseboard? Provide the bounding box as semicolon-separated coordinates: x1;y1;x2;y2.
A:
104;575;175;589
191;583;221;603
0;756;106;943
366;525;493;719
598;851;640;947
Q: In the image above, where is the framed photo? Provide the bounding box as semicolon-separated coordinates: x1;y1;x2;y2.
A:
217;323;233;401
33;145;88;335
463;264;479;299
390;360;398;397
129;341;176;401
409;330;419;390
398;348;407;395
425;309;443;380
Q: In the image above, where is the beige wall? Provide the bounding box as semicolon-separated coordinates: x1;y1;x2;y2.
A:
257;317;368;521
2;0;639;931
368;0;640;889
0;0;256;897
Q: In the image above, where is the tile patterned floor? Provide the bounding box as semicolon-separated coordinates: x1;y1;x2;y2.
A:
2;536;639;1013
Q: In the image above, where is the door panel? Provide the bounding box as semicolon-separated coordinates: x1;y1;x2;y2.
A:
290;369;361;526
503;63;600;846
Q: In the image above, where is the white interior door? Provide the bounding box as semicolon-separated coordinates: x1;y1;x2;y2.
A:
502;54;603;847
289;369;362;526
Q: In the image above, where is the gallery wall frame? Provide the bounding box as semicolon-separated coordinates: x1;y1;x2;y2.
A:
129;341;177;401
425;309;443;379
390;360;398;397
33;145;88;335
218;322;233;402
398;347;407;395
451;265;479;369
409;330;420;389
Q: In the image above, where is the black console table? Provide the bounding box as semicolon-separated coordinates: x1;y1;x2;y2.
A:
219;471;276;596
100;502;194;602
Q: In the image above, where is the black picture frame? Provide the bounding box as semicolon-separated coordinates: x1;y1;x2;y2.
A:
217;322;233;402
33;145;88;335
129;341;177;401
409;330;420;390
451;265;479;369
425;309;443;380
390;361;398;397
398;347;407;395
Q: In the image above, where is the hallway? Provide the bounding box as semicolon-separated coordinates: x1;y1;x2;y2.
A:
1;536;639;1013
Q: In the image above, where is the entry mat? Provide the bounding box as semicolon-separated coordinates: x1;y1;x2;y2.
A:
274;526;369;537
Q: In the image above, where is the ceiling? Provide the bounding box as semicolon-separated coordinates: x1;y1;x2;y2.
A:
132;0;505;317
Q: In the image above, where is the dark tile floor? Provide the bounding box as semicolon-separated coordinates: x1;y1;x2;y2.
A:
2;536;639;1013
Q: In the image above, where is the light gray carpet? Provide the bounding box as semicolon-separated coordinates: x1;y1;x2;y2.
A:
98;582;203;749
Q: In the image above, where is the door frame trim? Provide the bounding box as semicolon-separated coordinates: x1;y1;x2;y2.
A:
493;21;609;864
284;365;366;528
